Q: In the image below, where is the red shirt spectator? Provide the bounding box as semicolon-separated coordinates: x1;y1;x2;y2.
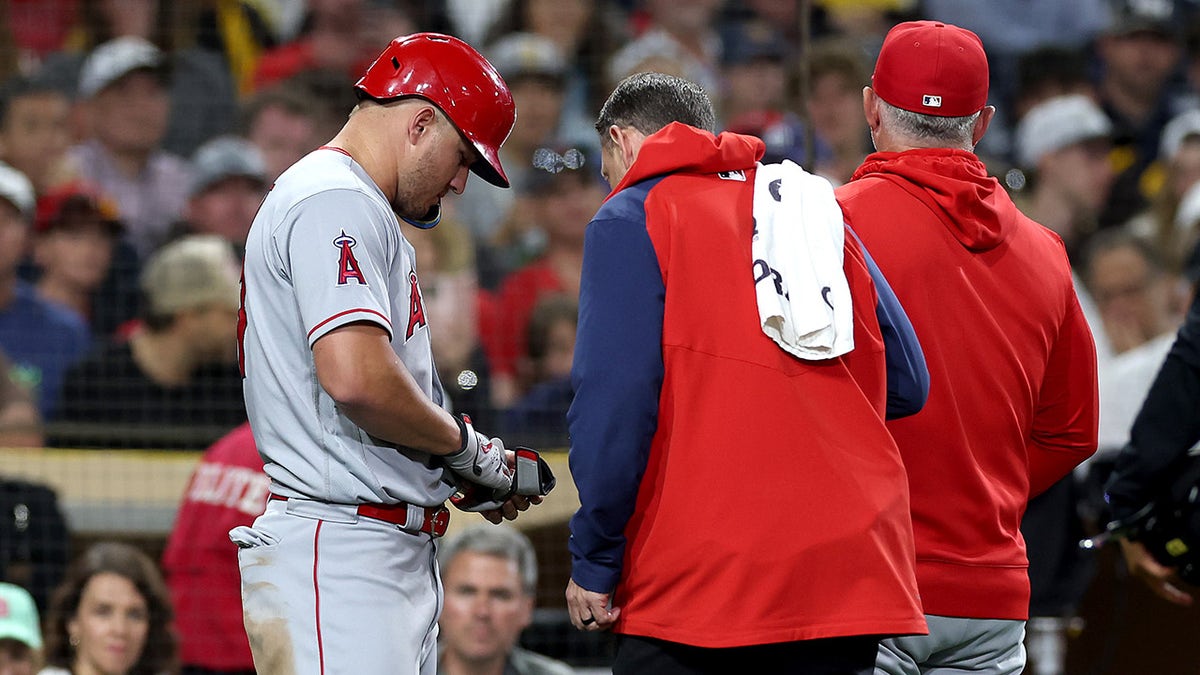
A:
162;422;267;674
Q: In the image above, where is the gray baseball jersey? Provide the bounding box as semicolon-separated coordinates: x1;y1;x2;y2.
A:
239;146;453;507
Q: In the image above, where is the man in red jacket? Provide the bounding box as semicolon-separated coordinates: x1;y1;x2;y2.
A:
835;21;1099;674
565;72;930;673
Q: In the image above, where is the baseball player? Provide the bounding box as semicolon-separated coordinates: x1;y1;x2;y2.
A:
230;34;540;675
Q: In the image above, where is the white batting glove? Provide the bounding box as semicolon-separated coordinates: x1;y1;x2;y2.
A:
445;415;513;492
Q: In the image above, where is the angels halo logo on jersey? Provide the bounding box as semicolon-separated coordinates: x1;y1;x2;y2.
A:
406;271;427;340
333;230;366;285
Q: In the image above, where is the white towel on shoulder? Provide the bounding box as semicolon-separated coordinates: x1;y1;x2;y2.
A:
751;160;854;360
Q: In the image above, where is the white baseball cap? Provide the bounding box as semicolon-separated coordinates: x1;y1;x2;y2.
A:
1160;109;1200;160
1016;94;1113;170
0;162;35;219
78;36;166;99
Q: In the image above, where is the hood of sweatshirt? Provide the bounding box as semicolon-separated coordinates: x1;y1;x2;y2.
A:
609;122;766;198
850;148;1014;252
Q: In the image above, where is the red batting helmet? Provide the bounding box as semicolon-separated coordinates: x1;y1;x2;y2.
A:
355;33;516;188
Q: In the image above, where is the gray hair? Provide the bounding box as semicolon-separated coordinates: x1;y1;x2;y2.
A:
437;525;538;595
878;98;980;149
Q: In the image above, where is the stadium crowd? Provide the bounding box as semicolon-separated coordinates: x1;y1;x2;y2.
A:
1;0;1199;673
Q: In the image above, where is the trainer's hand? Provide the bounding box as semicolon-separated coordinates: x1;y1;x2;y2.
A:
1120;538;1194;607
479;493;543;524
566;579;620;631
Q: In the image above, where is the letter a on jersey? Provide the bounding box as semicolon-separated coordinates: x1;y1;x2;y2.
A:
406;271;427;339
333;230;366;285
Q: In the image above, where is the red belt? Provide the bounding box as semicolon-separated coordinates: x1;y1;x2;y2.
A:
269;494;450;537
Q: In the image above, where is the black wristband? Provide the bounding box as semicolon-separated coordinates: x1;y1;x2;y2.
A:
454;415;470;454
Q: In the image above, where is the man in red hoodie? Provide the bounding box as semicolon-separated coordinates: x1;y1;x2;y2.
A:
835;21;1100;674
565;72;931;673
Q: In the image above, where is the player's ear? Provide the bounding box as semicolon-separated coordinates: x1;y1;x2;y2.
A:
408;106;438;145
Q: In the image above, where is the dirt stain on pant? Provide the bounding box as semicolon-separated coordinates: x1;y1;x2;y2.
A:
245;615;297;675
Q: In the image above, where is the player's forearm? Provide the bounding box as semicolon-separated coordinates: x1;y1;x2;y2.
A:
337;391;460;455
313;325;460;455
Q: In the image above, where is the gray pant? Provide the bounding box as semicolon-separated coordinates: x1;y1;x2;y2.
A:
875;615;1026;675
233;498;442;675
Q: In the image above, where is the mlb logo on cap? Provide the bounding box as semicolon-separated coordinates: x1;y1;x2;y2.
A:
923;95;942;108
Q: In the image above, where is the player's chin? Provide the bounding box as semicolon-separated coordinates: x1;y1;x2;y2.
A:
403;201;441;225
393;197;433;218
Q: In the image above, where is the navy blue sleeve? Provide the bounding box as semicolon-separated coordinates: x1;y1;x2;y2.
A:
849;227;929;419
566;188;665;594
1105;288;1200;522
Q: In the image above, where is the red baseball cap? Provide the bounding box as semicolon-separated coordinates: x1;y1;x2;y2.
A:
872;21;989;118
34;181;122;234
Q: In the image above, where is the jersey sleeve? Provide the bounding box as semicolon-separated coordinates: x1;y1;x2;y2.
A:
1105;289;1200;521
275;189;398;346
1028;293;1100;497
567;208;665;595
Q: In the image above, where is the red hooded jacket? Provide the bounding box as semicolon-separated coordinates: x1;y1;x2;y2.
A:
836;148;1099;619
568;124;928;645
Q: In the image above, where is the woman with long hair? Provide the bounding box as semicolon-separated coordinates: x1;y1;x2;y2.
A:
40;542;178;675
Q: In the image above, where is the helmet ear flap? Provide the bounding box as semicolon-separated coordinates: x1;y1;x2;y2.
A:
354;33;516;188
